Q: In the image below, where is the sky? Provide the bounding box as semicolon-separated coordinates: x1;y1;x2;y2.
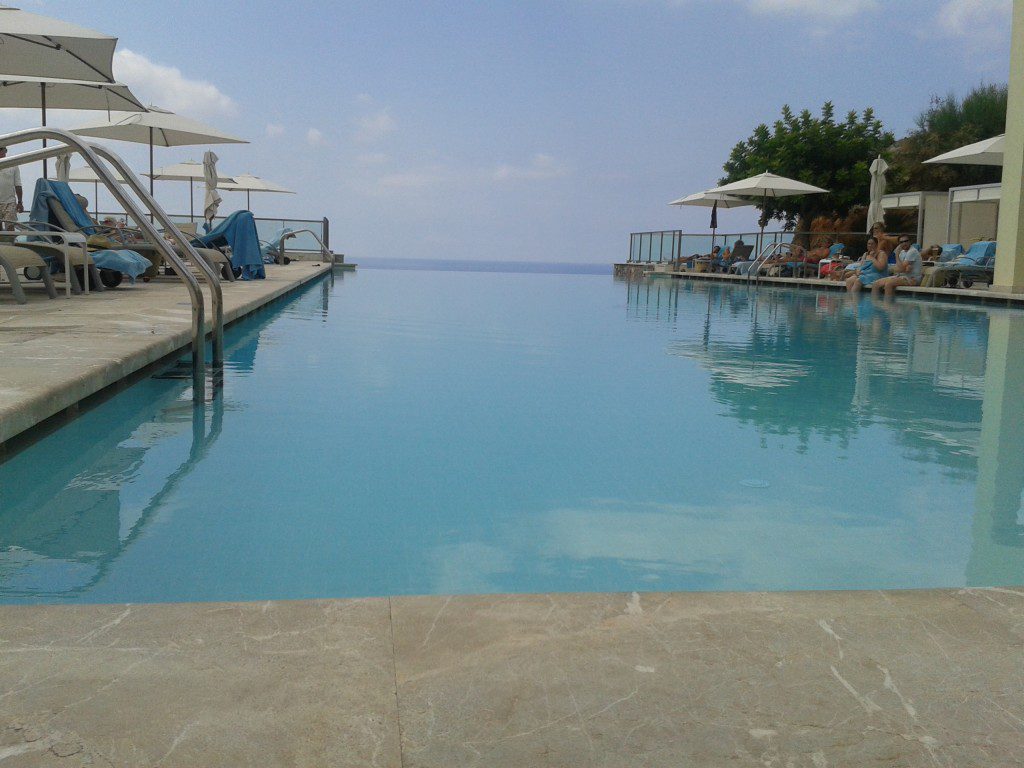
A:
0;0;1014;263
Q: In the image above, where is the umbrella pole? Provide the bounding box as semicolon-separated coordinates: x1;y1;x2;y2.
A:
41;84;48;180
93;181;98;218
247;190;251;211
190;179;194;222
148;128;154;196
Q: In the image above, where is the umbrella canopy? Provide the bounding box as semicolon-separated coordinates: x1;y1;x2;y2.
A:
866;156;889;233
202;150;221;226
669;191;753;208
219;172;294;210
147;160;236;221
69;105;247;147
705;172;829;198
0;5;118;82
0;74;144;110
705;172;829;253
924;134;1005;167
148;160;236;183
69;105;247;195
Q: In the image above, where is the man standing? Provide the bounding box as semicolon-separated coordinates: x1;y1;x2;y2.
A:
874;236;922;296
0;146;24;231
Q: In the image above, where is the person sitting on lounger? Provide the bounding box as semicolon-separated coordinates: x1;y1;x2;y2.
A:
845;236;888;293
872;236;921;296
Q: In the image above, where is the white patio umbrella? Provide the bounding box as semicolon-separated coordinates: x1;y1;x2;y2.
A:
866;156;889;233
69;105;248;194
0;5;119;82
63;164;129;217
924;134;1005;167
146;160;237;221
669;191;753;253
705;172;829;252
218;173;294;211
202;151;222;227
0;6;140;176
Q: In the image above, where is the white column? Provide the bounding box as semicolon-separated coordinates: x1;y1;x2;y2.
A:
992;0;1024;292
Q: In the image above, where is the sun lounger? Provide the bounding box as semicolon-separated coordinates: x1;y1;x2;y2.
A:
0;242;57;303
929;241;996;289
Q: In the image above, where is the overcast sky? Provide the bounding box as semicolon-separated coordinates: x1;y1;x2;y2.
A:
0;0;1013;262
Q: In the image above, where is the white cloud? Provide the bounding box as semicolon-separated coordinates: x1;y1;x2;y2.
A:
265;123;285;138
492;153;568;182
744;0;877;17
306;128;326;146
935;0;1010;38
353;110;397;144
113;49;237;118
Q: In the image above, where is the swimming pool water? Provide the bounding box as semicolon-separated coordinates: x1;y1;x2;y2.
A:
1;269;1022;604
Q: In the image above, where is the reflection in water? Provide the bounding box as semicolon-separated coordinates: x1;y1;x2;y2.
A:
626;278;1024;583
0;275;332;601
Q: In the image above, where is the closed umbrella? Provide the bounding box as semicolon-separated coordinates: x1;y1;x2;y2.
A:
705;172;829;253
924;134;1005;167
218;173;294;211
202;151;221;229
69;105;247;195
147;160;237;221
866;156;889;233
54;153;70;182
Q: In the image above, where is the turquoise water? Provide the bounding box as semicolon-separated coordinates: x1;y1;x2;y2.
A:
1;268;1022;604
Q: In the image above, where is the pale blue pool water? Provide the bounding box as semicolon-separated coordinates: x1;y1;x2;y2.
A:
2;267;1023;604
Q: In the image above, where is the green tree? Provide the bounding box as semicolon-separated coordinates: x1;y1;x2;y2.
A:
889;83;1007;192
721;102;893;231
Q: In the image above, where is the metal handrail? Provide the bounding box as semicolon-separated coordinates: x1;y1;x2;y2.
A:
747;242;792;282
88;144;224;369
0;129;207;396
272;228;333;265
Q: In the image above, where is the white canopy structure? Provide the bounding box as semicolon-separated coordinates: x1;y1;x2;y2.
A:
0;5;119;82
925;135;1005;167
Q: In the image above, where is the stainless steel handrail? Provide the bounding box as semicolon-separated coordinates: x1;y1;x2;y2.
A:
0;129;207;396
274;227;333;265
747;242;791;283
87;144;224;369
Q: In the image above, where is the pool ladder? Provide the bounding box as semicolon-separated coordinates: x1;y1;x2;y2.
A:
0;127;223;401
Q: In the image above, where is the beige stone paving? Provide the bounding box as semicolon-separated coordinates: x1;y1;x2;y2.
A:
1;588;1022;767
0;263;330;446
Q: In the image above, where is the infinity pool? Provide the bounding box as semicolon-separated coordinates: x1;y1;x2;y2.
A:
1;267;1022;604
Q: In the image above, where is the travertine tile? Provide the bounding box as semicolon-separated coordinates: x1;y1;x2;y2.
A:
0;599;400;768
390;589;1024;768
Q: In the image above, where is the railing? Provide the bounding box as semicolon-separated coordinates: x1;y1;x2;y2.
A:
627;230;917;264
89;212;331;254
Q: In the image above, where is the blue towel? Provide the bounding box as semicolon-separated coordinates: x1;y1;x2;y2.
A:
195;210;265;280
956;241;996;265
89;249;150;282
29;179;100;235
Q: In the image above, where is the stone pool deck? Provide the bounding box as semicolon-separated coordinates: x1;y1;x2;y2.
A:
0;262;331;450
1;588;1022;767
